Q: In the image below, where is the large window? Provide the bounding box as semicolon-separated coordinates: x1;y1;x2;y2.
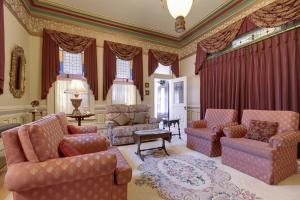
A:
232;26;282;48
112;57;136;105
154;63;171;75
55;49;90;113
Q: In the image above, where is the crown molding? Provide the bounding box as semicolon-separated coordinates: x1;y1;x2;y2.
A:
5;0;277;58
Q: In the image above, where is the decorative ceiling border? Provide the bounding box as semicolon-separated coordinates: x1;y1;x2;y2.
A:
27;0;242;41
5;0;277;59
4;0;180;54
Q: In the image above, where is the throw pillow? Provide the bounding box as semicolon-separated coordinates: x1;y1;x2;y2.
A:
67;125;81;134
245;120;279;143
59;139;81;157
62;134;108;154
133;112;148;124
18;125;39;162
113;113;130;126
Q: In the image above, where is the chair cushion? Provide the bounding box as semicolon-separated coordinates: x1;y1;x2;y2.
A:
133;112;148;124
55;112;69;135
113;126;136;137
133;123;159;131
245;120;279;143
113;113;131;126
59;139;81;157
62;134;108;154
185;128;218;141
18;117;65;162
107;147;132;185
221;137;274;159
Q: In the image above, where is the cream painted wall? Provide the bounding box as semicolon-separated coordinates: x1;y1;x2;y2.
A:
0;6;30;107
179;54;200;107
0;7;199;124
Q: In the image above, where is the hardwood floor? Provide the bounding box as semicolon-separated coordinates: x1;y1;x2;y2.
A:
0;169;9;200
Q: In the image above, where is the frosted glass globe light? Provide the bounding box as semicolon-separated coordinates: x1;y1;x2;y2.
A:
166;0;193;18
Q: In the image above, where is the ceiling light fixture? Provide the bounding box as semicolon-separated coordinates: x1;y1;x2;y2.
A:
164;0;193;33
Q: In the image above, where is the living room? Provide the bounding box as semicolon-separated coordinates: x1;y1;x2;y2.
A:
0;0;299;200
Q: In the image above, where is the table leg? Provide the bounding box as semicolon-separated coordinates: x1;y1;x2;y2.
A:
78;118;82;126
162;138;169;156
177;121;181;139
32;113;36;122
135;140;144;161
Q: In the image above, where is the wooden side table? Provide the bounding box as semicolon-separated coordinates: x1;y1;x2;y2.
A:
30;110;44;122
66;114;95;126
162;118;181;139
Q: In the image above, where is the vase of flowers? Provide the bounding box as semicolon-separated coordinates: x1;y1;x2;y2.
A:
30;100;40;112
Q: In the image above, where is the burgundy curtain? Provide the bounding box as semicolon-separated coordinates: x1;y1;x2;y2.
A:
200;28;300;118
0;0;4;95
103;40;143;101
42;29;98;100
148;49;179;77
41;30;60;99
103;41;116;101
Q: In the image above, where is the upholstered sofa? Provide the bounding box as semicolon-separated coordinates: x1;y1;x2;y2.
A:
2;114;132;200
105;104;160;145
185;109;237;157
221;110;300;184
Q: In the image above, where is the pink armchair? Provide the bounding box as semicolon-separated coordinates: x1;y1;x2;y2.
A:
184;109;237;157
2;115;132;200
221;110;300;184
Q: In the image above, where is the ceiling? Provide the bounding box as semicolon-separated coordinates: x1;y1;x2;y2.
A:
23;0;256;47
36;0;230;37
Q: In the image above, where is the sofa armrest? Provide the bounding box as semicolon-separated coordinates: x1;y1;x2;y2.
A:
269;130;300;149
223;125;247;138
149;117;161;124
191;120;207;128
67;124;97;134
5;152;117;192
213;122;238;133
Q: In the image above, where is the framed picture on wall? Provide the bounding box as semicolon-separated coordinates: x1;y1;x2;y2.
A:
145;82;149;88
145;90;150;95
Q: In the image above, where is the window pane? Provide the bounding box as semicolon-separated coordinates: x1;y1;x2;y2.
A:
174;81;184;104
116;58;132;79
60;49;84;75
155;63;171;75
112;83;136;105
55;79;90;113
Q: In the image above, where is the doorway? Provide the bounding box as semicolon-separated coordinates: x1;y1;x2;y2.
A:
154;78;169;119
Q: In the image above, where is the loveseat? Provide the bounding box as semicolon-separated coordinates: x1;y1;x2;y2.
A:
185;109;237;157
2;114;132;200
105;104;160;145
221;110;300;184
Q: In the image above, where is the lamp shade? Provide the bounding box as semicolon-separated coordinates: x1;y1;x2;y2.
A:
166;0;193;18
64;79;88;94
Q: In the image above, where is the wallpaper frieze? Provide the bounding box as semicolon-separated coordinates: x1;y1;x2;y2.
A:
5;0;277;59
4;0;180;54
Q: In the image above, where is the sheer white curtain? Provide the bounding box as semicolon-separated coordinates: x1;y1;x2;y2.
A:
112;83;136;105
55;79;90;113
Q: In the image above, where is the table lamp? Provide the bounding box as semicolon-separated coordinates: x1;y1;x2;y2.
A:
64;79;88;116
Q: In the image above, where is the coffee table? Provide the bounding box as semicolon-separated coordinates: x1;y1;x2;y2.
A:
133;129;172;161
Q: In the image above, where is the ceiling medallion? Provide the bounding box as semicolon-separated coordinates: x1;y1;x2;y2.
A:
162;0;194;33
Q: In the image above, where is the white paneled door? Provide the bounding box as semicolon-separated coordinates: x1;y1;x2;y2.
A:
169;76;187;129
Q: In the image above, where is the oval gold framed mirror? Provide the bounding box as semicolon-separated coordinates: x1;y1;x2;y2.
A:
10;46;26;98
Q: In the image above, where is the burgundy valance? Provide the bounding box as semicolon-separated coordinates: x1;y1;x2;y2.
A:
42;29;98;100
249;0;300;28
0;0;4;95
148;49;179;77
195;0;300;74
103;41;144;101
